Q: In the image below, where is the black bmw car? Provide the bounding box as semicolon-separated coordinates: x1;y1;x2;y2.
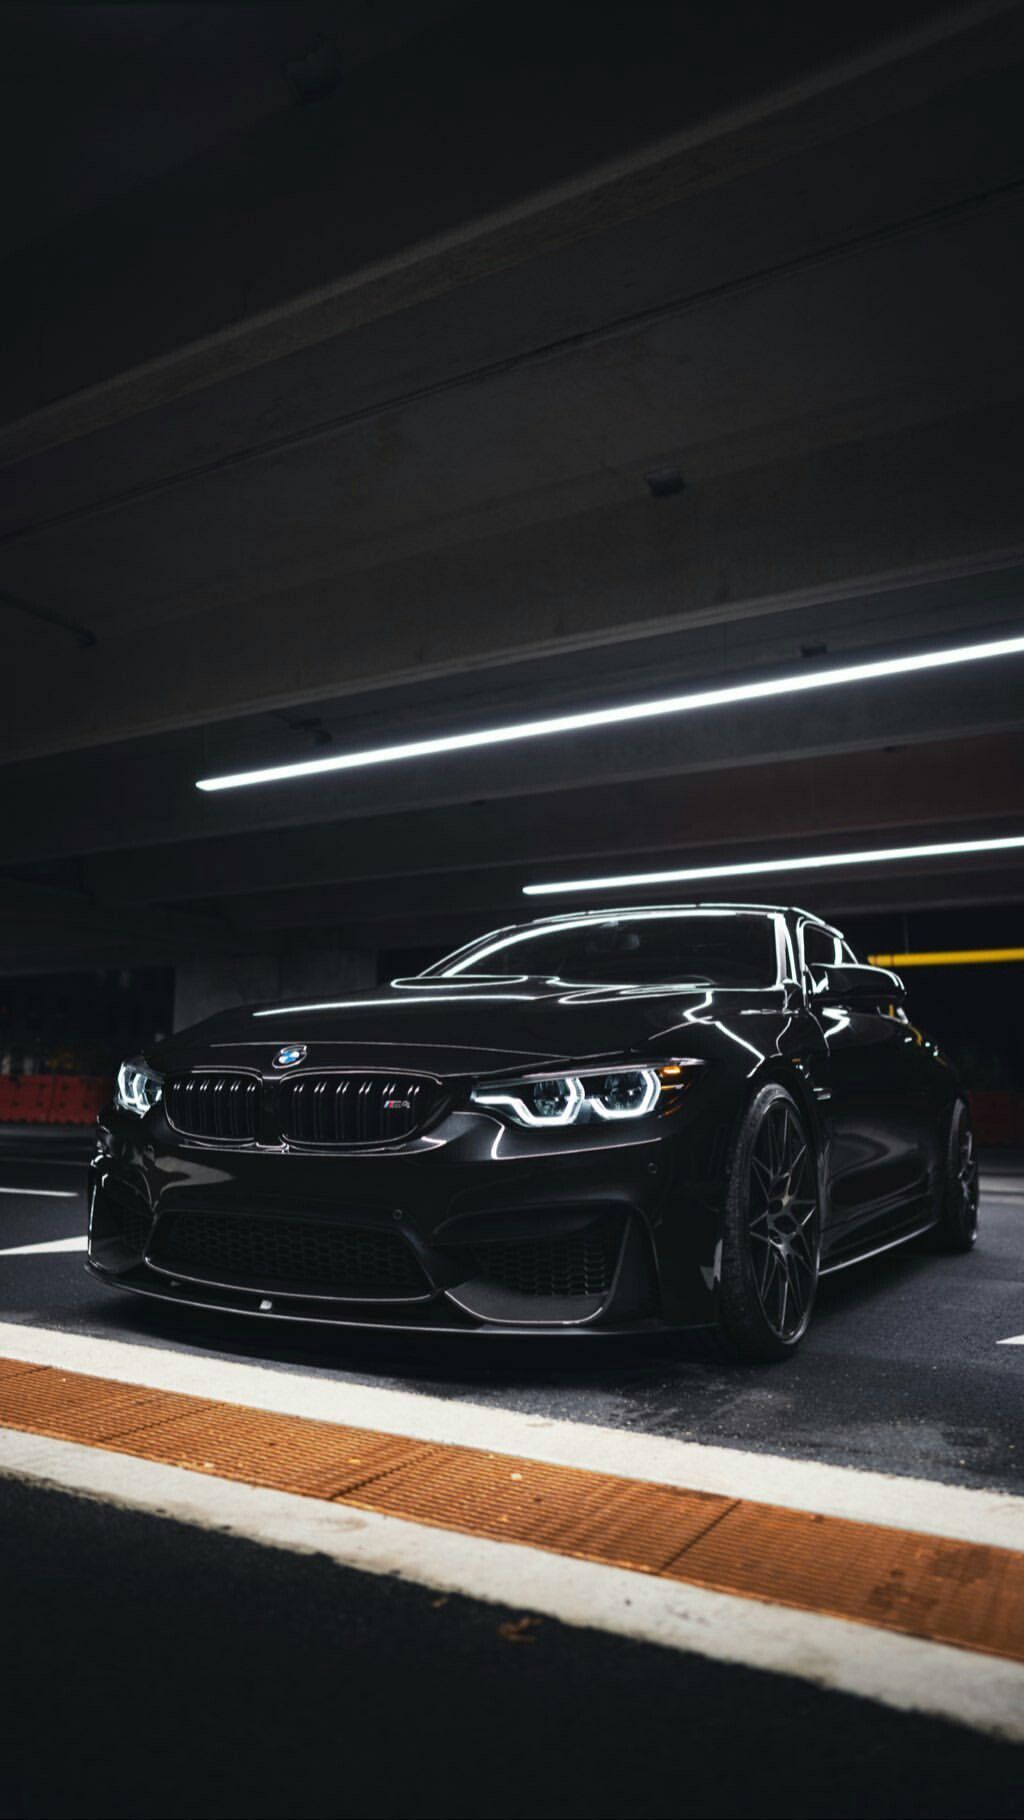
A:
88;903;978;1359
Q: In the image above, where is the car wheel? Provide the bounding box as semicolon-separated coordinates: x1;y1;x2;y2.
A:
930;1099;979;1253
718;1083;821;1362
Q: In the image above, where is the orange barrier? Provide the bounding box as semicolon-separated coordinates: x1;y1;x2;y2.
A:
0;1075;111;1127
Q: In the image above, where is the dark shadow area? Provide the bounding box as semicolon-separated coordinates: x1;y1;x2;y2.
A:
2;1475;1021;1820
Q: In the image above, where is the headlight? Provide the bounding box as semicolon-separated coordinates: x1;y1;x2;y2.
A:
115;1057;164;1118
471;1074;586;1128
471;1060;701;1128
589;1069;661;1120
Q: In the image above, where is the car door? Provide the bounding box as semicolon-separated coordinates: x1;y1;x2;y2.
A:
799;921;933;1251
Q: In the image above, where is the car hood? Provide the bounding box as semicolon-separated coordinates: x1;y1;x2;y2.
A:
148;977;782;1079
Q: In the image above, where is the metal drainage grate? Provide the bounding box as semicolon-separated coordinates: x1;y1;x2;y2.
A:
2;1360;1022;1666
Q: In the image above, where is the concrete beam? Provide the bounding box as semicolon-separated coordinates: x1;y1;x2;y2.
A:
3;399;1024;770
7;48;1022;549
1;1;1009;458
3;595;1022;865
85;730;1024;909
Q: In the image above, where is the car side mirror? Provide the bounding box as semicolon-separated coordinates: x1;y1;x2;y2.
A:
809;963;906;1005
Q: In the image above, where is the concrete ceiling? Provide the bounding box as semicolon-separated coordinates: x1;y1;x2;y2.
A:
2;0;1023;971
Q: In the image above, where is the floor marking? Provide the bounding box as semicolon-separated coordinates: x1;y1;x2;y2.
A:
0;1357;1022;1670
2;1427;1022;1744
0;1186;79;1198
998;1334;1024;1346
0;1320;1019;1549
0;1237;87;1256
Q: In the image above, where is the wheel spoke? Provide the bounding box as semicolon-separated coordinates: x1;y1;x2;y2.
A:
776;1269;789;1332
774;1106;789;1179
790;1223;817;1270
783;1254;805;1321
751;1155;774;1200
756;1241;777;1302
772;1250;788;1311
783;1143;807;1187
766;1109;782;1179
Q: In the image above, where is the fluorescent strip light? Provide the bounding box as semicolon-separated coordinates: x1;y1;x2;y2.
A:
867;947;1024;968
523;835;1024;897
195;632;1024;792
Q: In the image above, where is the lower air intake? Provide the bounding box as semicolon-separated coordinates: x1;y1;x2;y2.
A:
101;1178;153;1256
151;1210;430;1300
472;1218;622;1298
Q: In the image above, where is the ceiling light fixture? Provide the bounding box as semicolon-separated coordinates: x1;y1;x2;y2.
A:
195;631;1024;793
522;835;1024;897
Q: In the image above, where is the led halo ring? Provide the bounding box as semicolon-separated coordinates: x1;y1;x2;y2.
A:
471;1059;702;1128
471;1074;585;1128
115;1058;164;1118
589;1067;661;1120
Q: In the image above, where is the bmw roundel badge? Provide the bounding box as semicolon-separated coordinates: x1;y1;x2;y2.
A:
273;1044;308;1069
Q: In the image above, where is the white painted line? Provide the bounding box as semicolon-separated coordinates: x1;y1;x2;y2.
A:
0;1428;1020;1743
997;1334;1024;1346
0;1321;1020;1551
0;1236;87;1256
0;1186;79;1198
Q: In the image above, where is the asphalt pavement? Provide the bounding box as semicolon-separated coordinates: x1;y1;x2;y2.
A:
1;1152;1021;1493
1;1149;1022;1819
2;1471;1021;1820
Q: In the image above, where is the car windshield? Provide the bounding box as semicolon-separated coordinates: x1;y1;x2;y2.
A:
424;913;778;987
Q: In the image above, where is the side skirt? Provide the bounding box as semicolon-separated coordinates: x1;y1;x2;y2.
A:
819;1218;938;1277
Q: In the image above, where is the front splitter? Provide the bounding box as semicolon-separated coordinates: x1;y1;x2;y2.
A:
85;1261;674;1338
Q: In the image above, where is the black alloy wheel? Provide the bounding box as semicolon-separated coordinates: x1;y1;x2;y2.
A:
930;1098;979;1253
718;1083;821;1361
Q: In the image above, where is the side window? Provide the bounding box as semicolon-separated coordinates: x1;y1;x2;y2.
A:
839;937;858;965
802;924;837;971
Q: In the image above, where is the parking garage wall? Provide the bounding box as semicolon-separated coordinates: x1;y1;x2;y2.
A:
173;946;375;1032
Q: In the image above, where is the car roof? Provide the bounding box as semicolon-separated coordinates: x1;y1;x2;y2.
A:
520;902;815;924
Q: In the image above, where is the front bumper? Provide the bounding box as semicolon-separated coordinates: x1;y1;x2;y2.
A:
88;1095;725;1333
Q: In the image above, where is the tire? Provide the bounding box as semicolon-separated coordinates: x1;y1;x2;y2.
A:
718;1083;821;1362
929;1098;979;1254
